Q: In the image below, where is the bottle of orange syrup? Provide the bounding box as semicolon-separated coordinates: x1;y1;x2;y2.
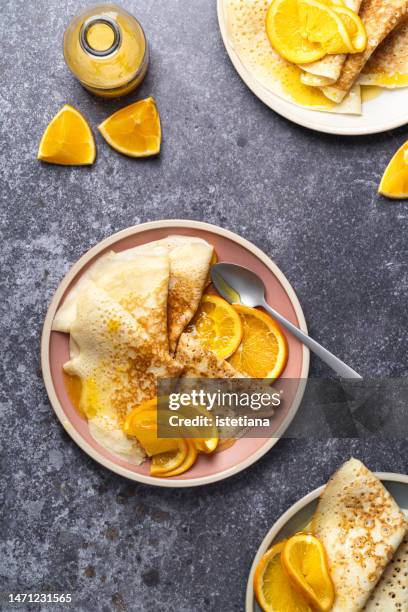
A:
63;4;149;98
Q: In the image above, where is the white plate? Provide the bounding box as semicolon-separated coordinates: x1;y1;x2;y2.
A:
246;472;408;611
217;0;408;135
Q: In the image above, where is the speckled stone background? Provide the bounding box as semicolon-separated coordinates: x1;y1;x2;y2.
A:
1;0;408;610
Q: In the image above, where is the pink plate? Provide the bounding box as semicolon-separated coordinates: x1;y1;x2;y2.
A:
41;220;309;487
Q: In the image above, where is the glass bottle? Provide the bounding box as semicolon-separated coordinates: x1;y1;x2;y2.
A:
63;4;149;98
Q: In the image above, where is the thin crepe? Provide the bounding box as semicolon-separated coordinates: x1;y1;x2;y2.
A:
93;255;170;350
53;236;213;354
324;0;408;102
126;236;214;353
64;284;182;461
312;458;407;611
299;0;363;87
222;0;362;113
360;20;408;87
176;333;246;379
365;532;408;610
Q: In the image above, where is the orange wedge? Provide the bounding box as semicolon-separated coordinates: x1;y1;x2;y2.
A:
98;97;161;158
379;141;408;199
228;305;288;380
254;541;312;612
150;439;189;475
187;295;243;360
37;104;96;166
154;440;198;477
281;534;335;612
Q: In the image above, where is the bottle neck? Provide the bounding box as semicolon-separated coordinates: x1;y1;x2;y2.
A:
80;16;121;57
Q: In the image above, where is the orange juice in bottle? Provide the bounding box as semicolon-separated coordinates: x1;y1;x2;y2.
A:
63;4;148;98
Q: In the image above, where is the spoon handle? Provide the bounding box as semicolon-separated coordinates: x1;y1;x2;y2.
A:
261;300;362;379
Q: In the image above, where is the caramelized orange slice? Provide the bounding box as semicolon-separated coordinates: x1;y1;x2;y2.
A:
281;534;335;612
187;295;243;360
150;440;189;475
332;6;366;52
254;541;312;612
154;440;198;477
228;305;288;380
123;409;179;457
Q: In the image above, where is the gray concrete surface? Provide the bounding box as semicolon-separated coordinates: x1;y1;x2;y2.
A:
1;0;408;610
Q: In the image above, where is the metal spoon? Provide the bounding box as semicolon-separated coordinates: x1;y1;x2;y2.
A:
211;263;362;380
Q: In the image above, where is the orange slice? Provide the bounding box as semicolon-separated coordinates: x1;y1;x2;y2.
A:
281;534;335;612
172;404;219;454
332;6;367;52
298;0;354;54
154;440;198;477
302;0;366;53
187;295;243;360
150;439;189;475
378;141;408;199
228;305;288;380
254;541;312;612
266;0;353;65
98;97;161;158
123;409;179;457
266;0;326;64
37;104;96;166
187;406;219;454
194;437;219;454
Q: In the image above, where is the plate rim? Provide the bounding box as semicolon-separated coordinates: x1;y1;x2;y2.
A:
41;219;310;488
245;471;408;611
217;0;408;136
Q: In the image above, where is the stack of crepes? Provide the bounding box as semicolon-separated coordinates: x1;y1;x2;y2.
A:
52;236;245;464
222;0;408;114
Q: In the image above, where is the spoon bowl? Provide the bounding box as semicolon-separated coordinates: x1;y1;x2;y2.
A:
211;263;267;307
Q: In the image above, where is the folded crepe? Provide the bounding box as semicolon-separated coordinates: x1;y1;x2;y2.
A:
299;0;363;87
222;0;362;113
125;236;214;353
53;236;213;354
360;20;408;87
324;0;408;102
176;333;246;378
93;255;170;350
53;251;169;336
312;458;407;611
64;284;182;462
176;333;254;439
365;532;408;610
